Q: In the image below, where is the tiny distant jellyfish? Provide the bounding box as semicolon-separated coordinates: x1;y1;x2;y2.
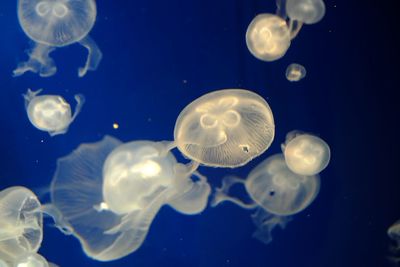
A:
23;89;85;136
211;153;320;244
46;136;210;261
282;131;331;176
388;220;400;265
173;89;275;168
285;0;326;25
286;63;306;82
246;14;291;62
14;0;102;77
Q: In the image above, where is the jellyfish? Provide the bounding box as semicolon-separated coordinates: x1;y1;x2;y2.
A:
286;63;306;82
23;89;85;136
246;14;291;62
46;136;210;261
388;220;400;265
0;186;43;263
173;89;275;168
14;0;102;77
285;0;326;25
12;252;58;267
211;154;320;243
282;131;331;176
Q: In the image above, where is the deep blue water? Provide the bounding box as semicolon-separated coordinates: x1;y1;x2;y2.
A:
1;0;399;267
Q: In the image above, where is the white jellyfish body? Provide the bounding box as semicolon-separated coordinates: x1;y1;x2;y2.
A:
285;0;326;25
23;89;85;136
48;136;210;261
286;63;306;82
14;0;102;77
174;89;275;168
12;253;55;267
282;131;331;176
246;14;291;62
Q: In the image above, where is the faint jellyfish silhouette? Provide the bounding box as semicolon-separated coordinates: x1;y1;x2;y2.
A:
282;131;331;176
23;89;85;136
173;89;275;168
286;0;326;25
388;220;400;265
46;136;210;261
246;14;291;62
286;63;306;82
0;187;43;263
14;0;102;77
211;154;320;243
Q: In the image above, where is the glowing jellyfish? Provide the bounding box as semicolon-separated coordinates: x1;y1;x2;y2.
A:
282;131;330;176
211;154;320;243
387;220;400;265
14;0;102;77
286;63;306;82
23;89;85;136
285;0;326;25
12;253;58;267
47;136;210;261
246;14;291;62
174;89;275;168
0;187;43;263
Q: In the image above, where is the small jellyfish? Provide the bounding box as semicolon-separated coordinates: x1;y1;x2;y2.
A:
282;131;331;176
14;0;102;77
23;89;85;136
246;14;291;62
47;136;210;261
286;63;306;82
0;187;43;263
388;220;400;265
173;89;275;168
285;0;326;25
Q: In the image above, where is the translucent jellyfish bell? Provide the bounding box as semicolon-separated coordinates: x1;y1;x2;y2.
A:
286;63;306;82
13;253;55;267
14;0;102;77
282;131;331;175
0;187;43;262
285;0;326;24
174;89;275;168
246;14;291;62
23;89;85;136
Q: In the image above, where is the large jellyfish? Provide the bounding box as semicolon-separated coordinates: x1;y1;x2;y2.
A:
286;63;306;82
211;154;320;244
14;0;102;77
282;131;331;176
173;89;275;168
46;136;210;261
23;89;85;136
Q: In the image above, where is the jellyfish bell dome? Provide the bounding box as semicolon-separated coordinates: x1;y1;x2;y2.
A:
246;13;291;62
286;63;306;82
285;0;326;24
283;133;331;176
245;154;320;216
18;0;97;47
13;253;50;267
174;89;275;168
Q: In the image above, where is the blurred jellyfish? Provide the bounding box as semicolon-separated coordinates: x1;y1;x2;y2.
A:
14;0;102;77
388;220;400;265
285;0;326;25
173;89;275;168
23;89;85;136
246;14;291;62
211;154;320;243
45;136;210;261
12;252;58;267
282;131;331;176
286;63;306;82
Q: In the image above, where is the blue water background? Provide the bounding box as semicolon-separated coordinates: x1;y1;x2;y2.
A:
0;0;399;266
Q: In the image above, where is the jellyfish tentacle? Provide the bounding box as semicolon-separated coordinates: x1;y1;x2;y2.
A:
71;94;86;122
78;35;103;77
275;0;288;19
288;20;304;39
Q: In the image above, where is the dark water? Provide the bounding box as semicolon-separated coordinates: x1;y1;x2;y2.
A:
0;0;399;267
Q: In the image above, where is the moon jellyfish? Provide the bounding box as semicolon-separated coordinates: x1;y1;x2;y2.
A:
282;131;331;176
246;14;291;62
286;63;306;82
285;0;326;25
388;220;400;265
47;136;210;261
174;89;275;168
211;154;320;243
0;187;43;263
23;89;85;136
14;0;102;77
12;253;58;267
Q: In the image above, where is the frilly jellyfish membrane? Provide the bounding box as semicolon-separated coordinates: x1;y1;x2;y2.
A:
14;0;102;77
286;63;306;82
44;135;211;261
172;89;275;168
23;89;85;137
211;153;320;244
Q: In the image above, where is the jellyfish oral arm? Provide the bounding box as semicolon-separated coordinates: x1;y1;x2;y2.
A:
40;204;73;235
71;94;86;122
275;0;288;19
288;20;304;39
78;36;103;77
13;43;56;78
